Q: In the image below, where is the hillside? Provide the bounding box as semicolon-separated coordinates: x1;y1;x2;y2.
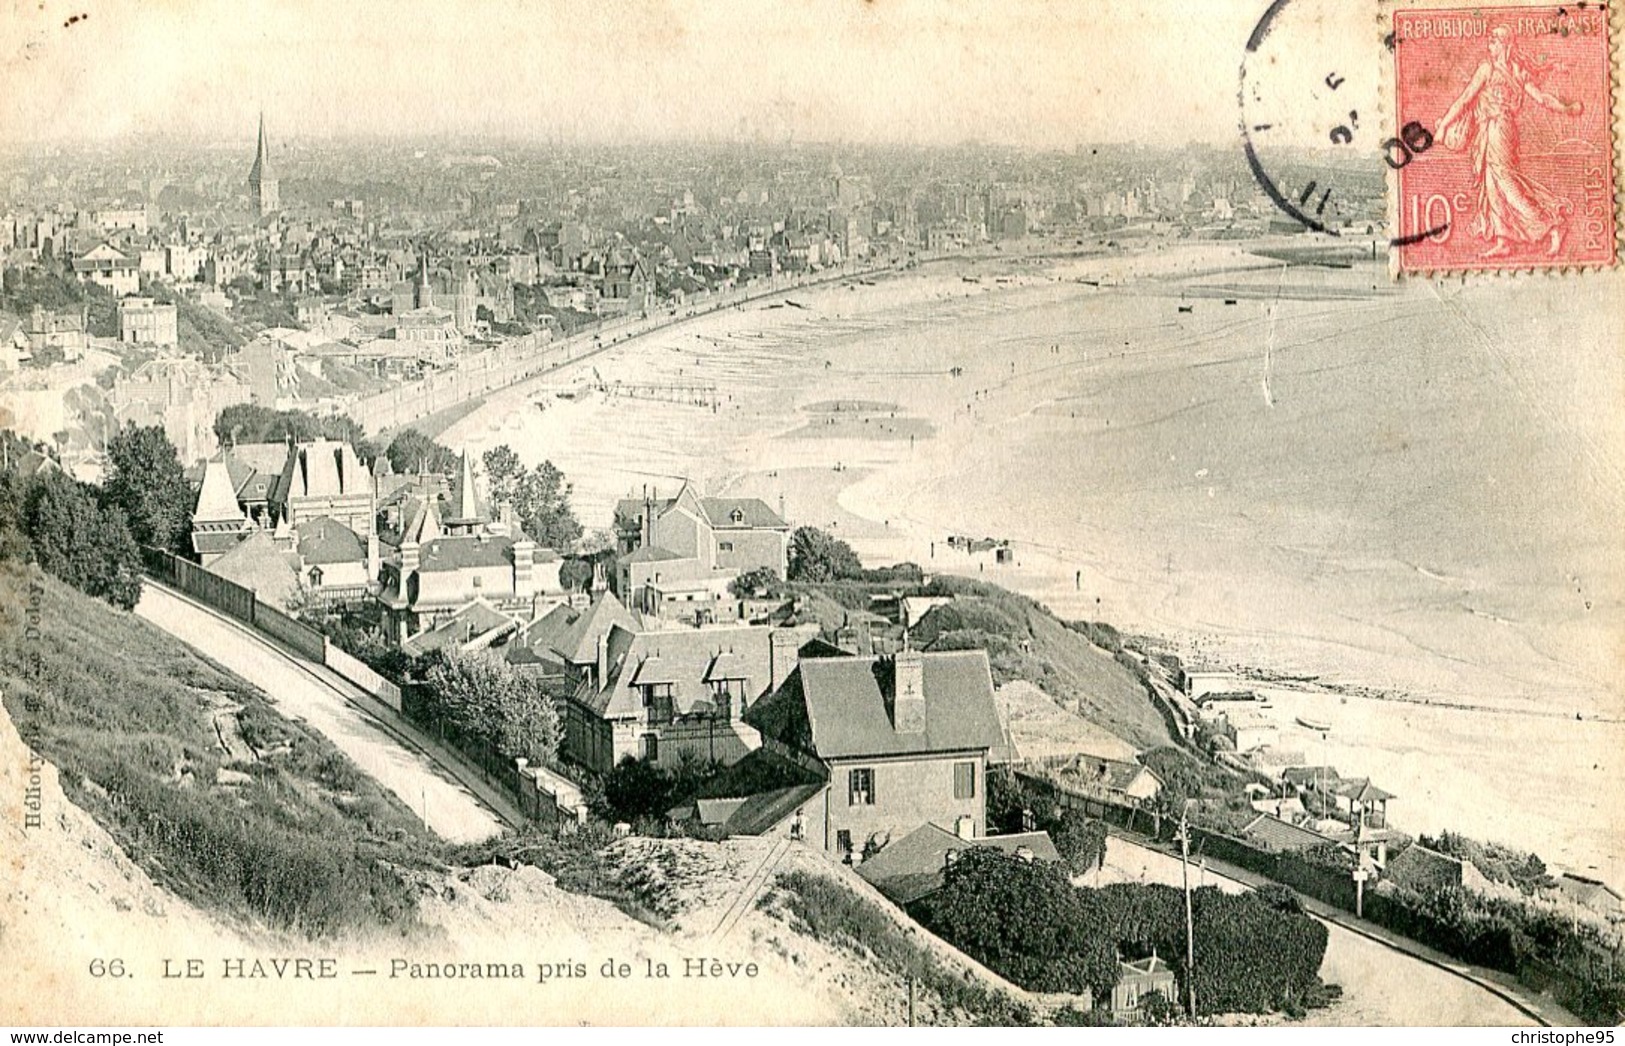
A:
0;567;1022;1024
908;580;1176;752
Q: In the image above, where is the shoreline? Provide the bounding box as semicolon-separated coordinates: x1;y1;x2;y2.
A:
436;242;1625;886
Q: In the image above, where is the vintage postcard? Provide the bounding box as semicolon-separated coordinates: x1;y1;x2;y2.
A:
1;0;1621;1032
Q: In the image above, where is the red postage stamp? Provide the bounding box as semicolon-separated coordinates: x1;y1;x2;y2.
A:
1391;4;1618;272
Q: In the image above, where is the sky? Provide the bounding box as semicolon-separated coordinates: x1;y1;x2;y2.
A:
0;0;1377;149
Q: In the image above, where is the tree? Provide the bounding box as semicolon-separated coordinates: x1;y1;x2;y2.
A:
598;756;674;824
421;647;559;765
558;557;594;592
104;424;192;553
481;444;525;506
384;429;460;476
1052;811;1109;876
511;460;582;551
23;471;143;609
214;403;368;450
728;566;780;598
787;525;864;582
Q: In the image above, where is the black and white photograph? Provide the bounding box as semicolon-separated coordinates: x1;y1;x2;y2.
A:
0;0;1621;1031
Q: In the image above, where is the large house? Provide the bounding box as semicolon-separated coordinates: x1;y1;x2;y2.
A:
612;482;791;619
743;647;1012;860
557;620;817;773
376;494;564;643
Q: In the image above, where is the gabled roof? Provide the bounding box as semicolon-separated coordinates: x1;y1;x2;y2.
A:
296;516;364;565
745;650;1005;761
1241;813;1341;853
1121;955;1175;977
401;599;520;657
856;822;1062;905
1282;766;1341;789
1556;873;1623;905
224;443;293;504
506;603;580;666
585;623;807;718
551;590;638;664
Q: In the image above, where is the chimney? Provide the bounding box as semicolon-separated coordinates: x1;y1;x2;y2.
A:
777;493;787;522
366;530;381;580
955;815;975;841
401;539;420;578
513;537;536;596
641;493;654;548
892;648;926;733
769;628;801;693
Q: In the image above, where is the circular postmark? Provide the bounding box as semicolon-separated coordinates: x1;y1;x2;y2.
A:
1238;0;1449;247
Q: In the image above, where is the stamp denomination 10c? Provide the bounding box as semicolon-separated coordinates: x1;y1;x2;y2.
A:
1391;3;1619;272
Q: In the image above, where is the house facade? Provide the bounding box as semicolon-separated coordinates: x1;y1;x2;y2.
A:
559;621;815;774
612;482;791;619
744;647;1010;860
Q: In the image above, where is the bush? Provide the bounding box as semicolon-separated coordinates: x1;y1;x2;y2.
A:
769;868;1033;1025
788;526;864;582
913;848;1330;1016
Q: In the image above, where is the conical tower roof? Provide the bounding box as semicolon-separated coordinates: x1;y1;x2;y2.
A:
195;458;246;524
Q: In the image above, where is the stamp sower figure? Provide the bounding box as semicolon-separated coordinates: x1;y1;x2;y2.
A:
1436;25;1585;258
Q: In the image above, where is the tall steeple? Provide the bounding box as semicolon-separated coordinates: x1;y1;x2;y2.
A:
248;111;280;218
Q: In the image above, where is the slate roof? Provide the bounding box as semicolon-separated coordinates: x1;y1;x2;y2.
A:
620;545;684;565
207;530;300;609
417;534;515;572
296;516;364;565
1241;813;1341;853
701;497;787;530
1557;873;1624;908
585;623;807;718
224;443;293;503
1281;766;1341;790
1070;756;1160;794
694;748;828;838
280;439;371;500
856;822;1062;905
615;494;788;531
194;458;247;524
507;603;580;667
745;650;1005;760
401;599;520;657
551;590;637;664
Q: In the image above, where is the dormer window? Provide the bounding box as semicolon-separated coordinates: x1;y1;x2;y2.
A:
729;508;745;524
307;566;323;587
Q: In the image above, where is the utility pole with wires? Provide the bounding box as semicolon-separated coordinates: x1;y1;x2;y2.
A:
1177;801;1197;1020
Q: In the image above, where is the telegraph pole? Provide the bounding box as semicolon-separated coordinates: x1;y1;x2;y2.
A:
1178;802;1197;1019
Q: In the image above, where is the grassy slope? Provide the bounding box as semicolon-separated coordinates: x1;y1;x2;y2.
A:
904;582;1173;752
0;567;440;938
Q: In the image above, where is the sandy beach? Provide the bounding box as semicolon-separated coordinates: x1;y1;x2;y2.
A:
441;242;1625;884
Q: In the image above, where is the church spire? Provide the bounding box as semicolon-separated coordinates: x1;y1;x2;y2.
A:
248;111;280;217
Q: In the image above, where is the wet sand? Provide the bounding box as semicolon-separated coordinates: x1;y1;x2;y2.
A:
441;243;1625;883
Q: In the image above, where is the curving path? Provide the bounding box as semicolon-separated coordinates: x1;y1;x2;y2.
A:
136;584;504;844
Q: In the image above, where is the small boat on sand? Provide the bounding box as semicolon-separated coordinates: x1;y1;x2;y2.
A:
1296;716;1332;732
